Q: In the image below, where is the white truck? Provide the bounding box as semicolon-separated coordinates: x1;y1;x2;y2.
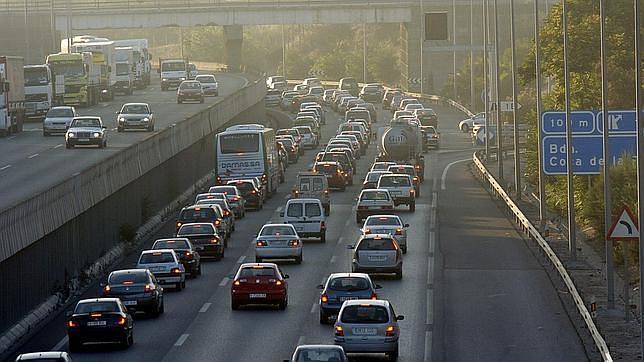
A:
159;58;188;91
112;39;151;88
0;56;26;136
113;47;135;95
24;64;55;119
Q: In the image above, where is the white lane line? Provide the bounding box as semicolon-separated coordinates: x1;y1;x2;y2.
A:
53;144;63;149
310;302;317;314
424;331;432;361
320;276;327;285
72;172;80;176
7;135;16;140
52;335;68;351
0;165;11;171
27;153;39;159
110;127;117;131
337;236;344;245
219;277;230;287
297;335;306;346
276;206;283;213
330;255;337;264
199;302;212;313
427;254;433;285
236;255;246;264
174;333;190;347
441;158;470;190
426;289;433;325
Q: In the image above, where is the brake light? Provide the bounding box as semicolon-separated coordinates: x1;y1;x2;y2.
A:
371;293;378;300
210;238;219;244
276;280;283;286
324;190;329;194
103;285;111;295
257;240;268;247
385;325;396;336
232;196;240;202
144;284;153;292
90;312;102;318
414;165;420;170
67;320;78;328
233;280;240;286
117;317;127;326
224;210;231;216
410;189;415;195
176;222;182;229
215;219;221;226
395;228;403;235
335;325;344;336
364;228;371;233
251;190;257;194
413;176;419;182
288;240;300;247
185;251;192;257
171;268;182;274
321;294;328;303
320;221;326;230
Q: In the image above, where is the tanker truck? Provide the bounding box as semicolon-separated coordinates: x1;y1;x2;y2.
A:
376;119;425;181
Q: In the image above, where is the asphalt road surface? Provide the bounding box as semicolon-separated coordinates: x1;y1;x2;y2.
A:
12;101;587;362
0;73;249;212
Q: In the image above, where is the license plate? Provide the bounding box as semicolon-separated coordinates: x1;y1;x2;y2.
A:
352;327;377;335
339;296;358;302
87;320;107;326
123;300;137;306
369;256;387;262
249;293;266;298
78;138;89;142
150;266;164;272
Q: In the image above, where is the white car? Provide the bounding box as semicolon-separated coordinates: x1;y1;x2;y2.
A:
362;215;409;254
377;174;416;211
282;198;326;242
355;189;395;224
136;249;186;290
459;112;486;133
195;74;219;96
371;162;397;172
255;223;303;264
43;106;77;136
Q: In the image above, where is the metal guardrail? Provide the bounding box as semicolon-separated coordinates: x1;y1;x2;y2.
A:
472;151;612;361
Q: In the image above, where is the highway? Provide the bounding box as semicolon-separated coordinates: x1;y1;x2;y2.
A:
0;73;249;212
12;102;588;361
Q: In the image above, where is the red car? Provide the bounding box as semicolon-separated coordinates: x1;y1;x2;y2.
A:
313;161;347;191
231;263;289;310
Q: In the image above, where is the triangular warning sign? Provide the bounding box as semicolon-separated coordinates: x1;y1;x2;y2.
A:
607;207;640;241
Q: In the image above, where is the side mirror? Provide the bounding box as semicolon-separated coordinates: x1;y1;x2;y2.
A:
396;315;405;321
115;111;120;115
375;284;382;289
102;126;107;129
346;245;355;250
283;274;290;279
316;284;324;289
404;223;409;228
4;82;9;92
279;212;284;217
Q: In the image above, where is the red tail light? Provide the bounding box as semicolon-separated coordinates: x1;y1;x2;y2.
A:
385;325;396;336
214;219;221;226
176;222;182;229
233;279;241;286
117;317;127;326
410;189;415;195
321;221;326;230
288;240;300;247
251;190;257;194
275;280;283;286
371;293;378;300
335;325;344;336
171;268;182;274
395;228;403;235
232;196;240;202
224;210;231;216
256;240;267;247
210;238;220;244
103;285;111;295
68;320;78;328
321;294;329;303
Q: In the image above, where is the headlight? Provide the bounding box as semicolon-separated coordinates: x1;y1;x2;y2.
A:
180;77;186;81
162;78;168;82
118;117;125;122
143;117;149;122
67;132;75;138
92;132;100;138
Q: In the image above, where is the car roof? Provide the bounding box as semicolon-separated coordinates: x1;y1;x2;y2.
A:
365;214;401;221
328;272;371;279
140;248;176;255
122;102;148;106
154;237;190;244
239;262;278;269
50;106;74;110
261;223;296;228
342;299;389;307
360;188;390;194
16;352;69;360
78;297;120;304
109;268;149;276
287;198;322;204
295;345;345;351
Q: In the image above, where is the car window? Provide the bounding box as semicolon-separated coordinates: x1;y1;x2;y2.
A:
299;178;311;191
46;108;73;117
296;349;345;362
260;225;296;236
178;223;215;235
239;267;277;278
366;216;402;226
340;305;389;324
361;191;390;201
180;82;200;89
139;252;174;264
121;104;149;114
379;176;411;187
358;238;396;250
209;186;238;195
312;178;324;191
108;272;148;284
75;301;120;314
287;203;304;217
179;208;215;221
305;202;322;217
195;75;216;83
71;118;100;127
329;277;370;291
231;182;253;193
154;239;190;249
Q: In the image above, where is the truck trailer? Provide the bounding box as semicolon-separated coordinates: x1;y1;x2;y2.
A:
0;56;26;136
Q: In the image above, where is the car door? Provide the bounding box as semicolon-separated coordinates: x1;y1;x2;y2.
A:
285;201;305;233
303;201;323;233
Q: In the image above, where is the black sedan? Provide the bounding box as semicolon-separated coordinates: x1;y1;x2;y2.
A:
67;298;134;351
102;269;164;316
152;238;202;277
65;116;107;149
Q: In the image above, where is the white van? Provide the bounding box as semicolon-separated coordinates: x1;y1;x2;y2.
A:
281;198;327;242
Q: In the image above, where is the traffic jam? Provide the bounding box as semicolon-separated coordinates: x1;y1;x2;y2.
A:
34;76;440;362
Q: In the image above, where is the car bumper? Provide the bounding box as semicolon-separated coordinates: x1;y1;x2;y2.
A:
120;120;151;128
256;247;302;259
391;196;414;205
194;244;224;258
162;79;183;87
203;88;219;96
43;124;69;132
69;327;129;343
151;272;184;284
178;95;203;101
352;261;402;274
231;290;286;304
115;295;156;311
66;138;103;146
335;339;398;353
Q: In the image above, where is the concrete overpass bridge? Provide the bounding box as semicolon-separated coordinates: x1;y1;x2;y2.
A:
0;0;485;93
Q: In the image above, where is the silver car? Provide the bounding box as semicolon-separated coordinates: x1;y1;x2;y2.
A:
334;299;404;360
361;215;409;254
43;106;77;136
288;345;348;362
255;223;302;264
136;249;186;290
350;234;402;279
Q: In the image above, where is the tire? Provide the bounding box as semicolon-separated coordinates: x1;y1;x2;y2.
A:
348;177;354;186
181;280;186;289
278;298;287;310
176;282;182;291
121;333;132;349
340;184;346;192
356;215;362;224
402;246;408;255
43;130;49;137
148;124;154;132
324;205;330;216
159;299;165;314
68;337;81;352
395;269;403;280
387;348;399;361
255;256;262;263
66;143;73;149
320;232;326;243
295;254;302;264
410;202;415;212
319;311;328;324
177;99;182;104
197;264;202;276
150;302;161;318
232;300;240;310
200;98;204;104
416;188;421;198
461;124;469;133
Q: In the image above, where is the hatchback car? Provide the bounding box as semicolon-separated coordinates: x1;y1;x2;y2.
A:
231;263;289;310
176;223;224;260
282;198;326;242
350;235;403;279
362;215;409;254
194;74;219;96
288;345;348;362
43;106;77;136
421;125;440;149
208;185;246;218
318;273;381;324
355;189;395;224
227;179;263;210
313;161;347;191
152;238;202;277
136;249;186;289
116;102;154;132
176;205;227;243
15;352;73;361
255;223;302;263
334;299;404;360
177;80;204;103
102;269;164;316
67;298;134;351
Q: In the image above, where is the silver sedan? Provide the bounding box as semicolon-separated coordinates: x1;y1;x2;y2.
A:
361;215;409;254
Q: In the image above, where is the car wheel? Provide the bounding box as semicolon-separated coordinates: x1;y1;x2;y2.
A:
159;299;165;314
278;298;287;310
121;333;132;349
177;99;182;104
117;126;123;132
65;143;72;149
68;337;81;352
43;130;49;137
416;188;421;198
232;300;240;310
410;202;416;212
295;254;302;264
324;205;330;216
255;256;262;263
197;264;202;276
151;302;161;317
181;280;186;289
200;98;204;104
461;124;469;133
402;246;408;254
340;184;346;191
320;232;326;243
395;269;403;280
356;215;362;224
319;311;328;324
148;124;154;132
176;282;182;291
387;347;399;361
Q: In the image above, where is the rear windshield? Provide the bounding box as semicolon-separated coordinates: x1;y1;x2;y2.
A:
108;272;148;284
209;186;238;195
47;108;73;117
316;164;338;174
366;172;388;183
299;177;325;192
139;252;174;264
389;167;415;177
287;203;303;217
358;238;396;250
179;208;216;221
180;82;201;89
195;75;216;83
239;267;277;278
260;225;296;236
296;349;344;362
379;176;411;187
340;305;389;324
178;224;215;235
295;127;312;135
366;217;402;226
231;182;253;193
75;301;120;314
154;239;190;249
329;277;370;291
196;193;225;201
361;191;390;201
306;203;322;217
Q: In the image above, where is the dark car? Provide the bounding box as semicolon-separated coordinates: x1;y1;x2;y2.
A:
177;80;204;104
176;205;226;244
177;223;224;260
195;197;236;235
102;269;164;316
67;298;134;351
345;108;372;124
208;185;246;219
339;77;360;97
321;151;354;185
359;85;382;103
415;108;438;127
277;137;299;163
116;102;154;132
313;161;347;191
152;238;202;277
421;125;440;149
318;273;381;324
226;179;263;210
65;116;107;149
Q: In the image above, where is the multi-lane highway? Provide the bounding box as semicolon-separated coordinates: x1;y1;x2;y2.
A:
12;101;587;361
0;74;249;211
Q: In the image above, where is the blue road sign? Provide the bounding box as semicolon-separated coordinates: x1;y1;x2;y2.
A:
541;110;638;175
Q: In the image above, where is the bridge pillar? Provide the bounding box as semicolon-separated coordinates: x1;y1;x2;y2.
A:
223;25;243;72
400;10;423;93
0;13;57;64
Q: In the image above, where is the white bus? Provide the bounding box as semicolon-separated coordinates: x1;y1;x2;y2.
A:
215;124;280;195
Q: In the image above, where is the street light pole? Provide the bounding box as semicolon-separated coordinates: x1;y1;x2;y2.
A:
363;23;367;85
453;0;457;100
282;24;286;78
420;0;425;94
494;0;503;179
534;0;547;231
510;0;520;199
470;0;475;110
484;0;490;156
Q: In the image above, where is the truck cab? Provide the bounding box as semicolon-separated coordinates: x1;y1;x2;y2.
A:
113;47;135;95
159;59;188;91
23;64;53;119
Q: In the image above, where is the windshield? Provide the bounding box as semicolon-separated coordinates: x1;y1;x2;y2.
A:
366;216;402;226
46;108;73;118
195;75;216;83
361;191;390;201
219;133;259;154
75;301;119;314
108;272;148;284
162;61;186;72
139;252;174;264
359;238;396;250
231;182;253;193
296;349;344;362
379;176;411;187
121;104;149;114
239;267;277;278
329;277;370;291
115;63;130;76
180;82;201;89
154;239;190;249
50;61;84;77
209;186;238;195
24;67;49;86
260;225;296;236
340;305;389;324
70;118;100;128
178;223;215;235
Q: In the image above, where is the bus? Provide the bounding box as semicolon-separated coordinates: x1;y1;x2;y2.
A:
215;124;279;196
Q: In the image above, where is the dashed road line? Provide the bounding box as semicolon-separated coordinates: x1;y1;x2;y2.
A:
424;331;432;361
310;302;317;314
297;335;306;346
27;153;39;159
53;144;63;149
426;289;433;325
218;277;230;287
330;255;337;264
52;336;68;351
72;172;80;176
199;302;211;313
0;164;11;171
174;333;190;347
236;255;246;264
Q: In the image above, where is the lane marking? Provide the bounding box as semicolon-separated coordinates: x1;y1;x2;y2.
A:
427;254;433;285
7;135;16;140
330;255;337;264
174;333;190;347
27;153;39;159
52;335;68;351
199;302;211;313
297;335;306;346
276;206;283;213
441;158;471;190
0;165;11;171
426;289;433;325
236;255;246;264
310;302;317;314
72;172;80;176
53;144;63;149
424;331;432;362
219;277;230;286
337;236;344;245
